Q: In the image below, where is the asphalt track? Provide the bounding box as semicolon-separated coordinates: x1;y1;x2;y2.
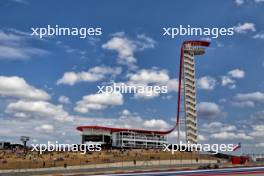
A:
103;166;264;176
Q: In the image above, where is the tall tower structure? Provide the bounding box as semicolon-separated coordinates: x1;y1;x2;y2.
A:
176;41;210;144
183;43;207;144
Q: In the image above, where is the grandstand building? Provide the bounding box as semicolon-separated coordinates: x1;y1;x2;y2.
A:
77;126;168;148
77;41;210;148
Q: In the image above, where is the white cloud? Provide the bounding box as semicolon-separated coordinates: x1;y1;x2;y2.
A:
198;134;207;141
253;32;264;39
74;92;123;113
76;109;171;131
125;69;178;99
167;130;186;142
234;0;244;5
0;30;48;60
35;124;54;133
228;69;245;79
121;109;131;116
249;125;264;137
218;98;227;103
102;33;156;68
234;0;264;5
103;36;136;64
0;105;173;144
232;92;264;108
232;101;255;108
0;116;79;143
129;69;169;84
0;76;50;100
57;66;122;86
0;30;22;43
143;119;170;129
197;102;222;119
10;0;29;4
221;69;245;89
210;131;253;140
166;79;179;92
201;122;253;141
250;110;264;122
136;34;156;49
0;46;47;60
221;76;235;87
202;122;237;133
255;0;264;3
234;22;256;33
56;41;87;58
197;76;217;90
58;96;70;104
256;143;264;147
6;100;73;122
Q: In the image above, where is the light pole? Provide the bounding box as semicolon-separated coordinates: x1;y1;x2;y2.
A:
20;136;30;155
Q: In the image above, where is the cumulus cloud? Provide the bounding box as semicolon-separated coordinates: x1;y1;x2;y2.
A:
121;109;132;116
228;69;245;79
234;22;256;33
0;116;80;143
55;40;87;58
166;79;179;92
197;102;222;119
250;110;264;122
102;36;136;65
6;100;73;122
0;30;48;60
57;66;122;86
58;95;70;104
167;130;191;142
256;143;264;147
35;124;54;133
249;125;264;137
102;33;156;68
221;76;236;88
253;32;264;39
0;76;50;100
232;101;255;108
198;134;207;141
74;92;123;113
234;0;264;5
234;0;244;5
201;122;256;141
210;131;253;140
221;69;245;89
197;76;217;90
129;69;169;84
76;109;171;131
232;91;264;108
201;122;237;133
126;69;178;99
143;119;170;129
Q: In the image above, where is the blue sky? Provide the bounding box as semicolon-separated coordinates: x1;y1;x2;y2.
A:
0;0;264;154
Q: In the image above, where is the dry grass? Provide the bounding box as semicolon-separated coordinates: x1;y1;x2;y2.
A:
0;149;216;170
